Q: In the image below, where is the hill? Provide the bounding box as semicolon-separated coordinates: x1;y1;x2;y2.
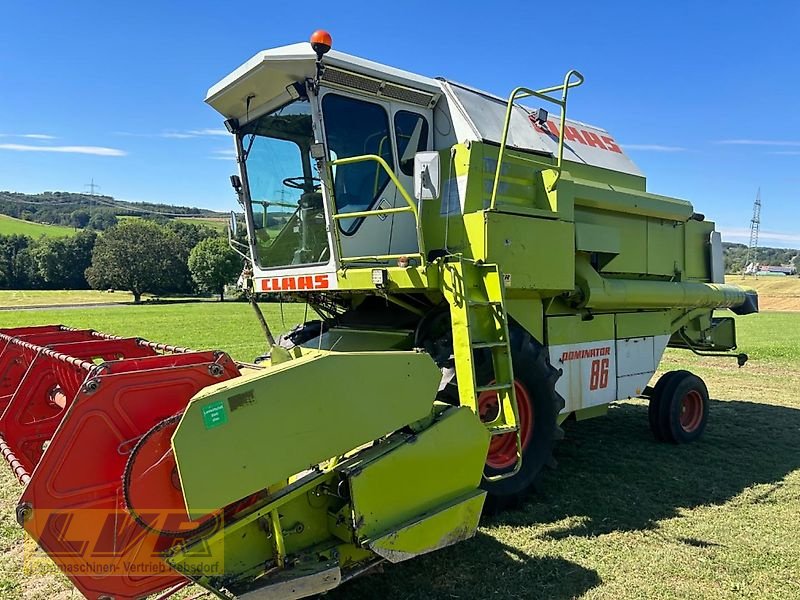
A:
723;242;799;273
0;191;226;231
0;214;75;237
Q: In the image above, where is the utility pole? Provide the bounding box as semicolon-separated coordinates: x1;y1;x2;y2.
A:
742;188;761;276
85;179;100;195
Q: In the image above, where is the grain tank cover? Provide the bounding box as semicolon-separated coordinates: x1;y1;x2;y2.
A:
440;81;644;178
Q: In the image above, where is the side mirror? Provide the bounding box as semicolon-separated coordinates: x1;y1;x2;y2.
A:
228;211;238;237
413;152;440;200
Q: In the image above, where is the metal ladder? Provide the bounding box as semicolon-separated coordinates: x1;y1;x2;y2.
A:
443;259;522;480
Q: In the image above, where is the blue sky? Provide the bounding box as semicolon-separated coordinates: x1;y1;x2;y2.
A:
1;0;798;248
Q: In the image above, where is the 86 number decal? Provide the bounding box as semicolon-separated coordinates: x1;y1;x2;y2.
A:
589;358;609;390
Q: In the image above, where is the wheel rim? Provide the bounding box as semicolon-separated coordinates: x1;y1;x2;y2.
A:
679;389;704;432
478;380;534;470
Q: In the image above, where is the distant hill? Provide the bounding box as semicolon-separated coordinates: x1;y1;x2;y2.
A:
0;191;226;230
723;242;799;274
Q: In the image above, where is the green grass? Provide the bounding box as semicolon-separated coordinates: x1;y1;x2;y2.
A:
0;215;74;238
0;302;308;361
0;308;797;599
175;216;228;232
118;215;229;233
0;290;228;308
0;290;135;308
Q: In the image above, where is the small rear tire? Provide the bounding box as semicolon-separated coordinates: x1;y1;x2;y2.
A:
650;370;709;444
648;370;687;441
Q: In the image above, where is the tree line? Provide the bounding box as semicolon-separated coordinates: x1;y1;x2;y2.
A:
0;220;241;302
723;242;800;274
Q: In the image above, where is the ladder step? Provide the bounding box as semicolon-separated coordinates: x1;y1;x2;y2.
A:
488;425;519;436
471;341;507;349
467;300;502;307
476;383;513;393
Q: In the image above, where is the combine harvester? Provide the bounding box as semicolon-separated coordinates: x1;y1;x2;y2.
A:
0;31;758;599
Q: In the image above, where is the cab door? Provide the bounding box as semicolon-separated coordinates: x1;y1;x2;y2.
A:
321;91;432;261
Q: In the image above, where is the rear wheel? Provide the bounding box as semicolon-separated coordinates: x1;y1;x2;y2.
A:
476;328;565;511
651;370;709;443
648;370;687;441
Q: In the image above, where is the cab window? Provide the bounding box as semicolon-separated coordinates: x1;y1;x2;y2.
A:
394;111;429;176
322;94;394;233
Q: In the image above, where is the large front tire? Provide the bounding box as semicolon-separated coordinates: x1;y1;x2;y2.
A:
477;327;565;510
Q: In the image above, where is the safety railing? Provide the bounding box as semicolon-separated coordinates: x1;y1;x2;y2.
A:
328;154;426;265
489;69;584;209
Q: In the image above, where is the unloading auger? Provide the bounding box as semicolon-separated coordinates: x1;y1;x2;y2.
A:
1;30;758;599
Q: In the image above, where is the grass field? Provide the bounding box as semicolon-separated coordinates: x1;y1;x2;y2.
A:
118;215;229;233
0;215;74;238
0;290;137;308
0;305;797;599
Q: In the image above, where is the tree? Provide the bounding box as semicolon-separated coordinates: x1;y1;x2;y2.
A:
188;238;240;301
88;211;118;231
70;209;90;228
793;255;800;275
166;220;220;293
85;221;184;302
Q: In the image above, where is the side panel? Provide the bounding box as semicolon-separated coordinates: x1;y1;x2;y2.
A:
547;314;616;412
465;211;575;293
616;335;670;399
548;314;671;411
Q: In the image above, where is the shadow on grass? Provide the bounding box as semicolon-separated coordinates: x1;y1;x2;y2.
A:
494;399;800;539
329;534;600;600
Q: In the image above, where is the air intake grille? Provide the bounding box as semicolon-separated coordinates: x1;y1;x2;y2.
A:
381;83;434;106
322;67;437;107
322;67;382;94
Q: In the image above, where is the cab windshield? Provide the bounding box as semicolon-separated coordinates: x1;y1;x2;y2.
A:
240;100;328;269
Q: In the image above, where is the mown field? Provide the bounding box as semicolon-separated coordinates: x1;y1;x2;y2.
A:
0;215;74;238
0;304;797;599
0;290;133;308
726;274;800;312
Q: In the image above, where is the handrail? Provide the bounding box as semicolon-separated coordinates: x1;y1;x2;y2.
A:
489;69;584;209
328;154;426;264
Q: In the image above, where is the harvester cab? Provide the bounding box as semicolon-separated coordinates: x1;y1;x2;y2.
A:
216;34;438;288
1;31;759;600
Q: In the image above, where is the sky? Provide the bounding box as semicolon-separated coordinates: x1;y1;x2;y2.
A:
1;0;799;248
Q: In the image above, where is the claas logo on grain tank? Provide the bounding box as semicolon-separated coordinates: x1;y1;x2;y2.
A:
560;346;612;362
531;118;623;154
260;274;329;292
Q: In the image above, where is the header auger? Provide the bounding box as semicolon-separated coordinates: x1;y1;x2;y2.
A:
2;31;758;599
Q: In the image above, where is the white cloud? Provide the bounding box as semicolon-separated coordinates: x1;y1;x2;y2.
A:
210;148;237;160
0;133;57;140
187;128;230;137
115;128;230;139
0;143;126;156
719;226;800;247
621;144;687;152
715;139;800;147
159;132;197;139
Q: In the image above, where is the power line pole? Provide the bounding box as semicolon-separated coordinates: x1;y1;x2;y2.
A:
743;188;761;276
85;178;100;195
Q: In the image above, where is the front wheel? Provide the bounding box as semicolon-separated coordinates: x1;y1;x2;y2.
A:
476;328;565;510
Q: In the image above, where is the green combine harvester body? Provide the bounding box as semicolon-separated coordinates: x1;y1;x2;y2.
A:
0;32;757;600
